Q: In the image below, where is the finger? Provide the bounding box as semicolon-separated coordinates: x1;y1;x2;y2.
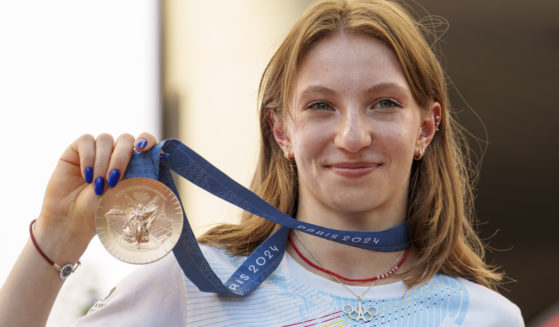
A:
60;134;96;183
134;132;158;152
93;133;115;196
106;133;135;188
76;134;95;184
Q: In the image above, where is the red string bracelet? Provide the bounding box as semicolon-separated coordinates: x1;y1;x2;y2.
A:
289;231;409;283
29;219;81;280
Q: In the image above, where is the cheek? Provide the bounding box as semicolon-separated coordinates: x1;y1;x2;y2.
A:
378;123;418;158
290;121;328;154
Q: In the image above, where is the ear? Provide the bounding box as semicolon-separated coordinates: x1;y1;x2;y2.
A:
268;109;293;158
416;102;441;151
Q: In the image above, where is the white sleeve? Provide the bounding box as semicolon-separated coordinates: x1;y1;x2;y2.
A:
73;253;186;327
460;278;524;327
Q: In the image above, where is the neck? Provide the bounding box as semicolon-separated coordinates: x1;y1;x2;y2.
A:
289;231;409;282
296;190;407;232
290;204;413;285
288;230;415;285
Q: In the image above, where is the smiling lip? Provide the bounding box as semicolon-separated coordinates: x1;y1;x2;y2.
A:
326;162;381;178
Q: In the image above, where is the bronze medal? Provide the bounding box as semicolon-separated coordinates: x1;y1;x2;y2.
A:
95;177;183;264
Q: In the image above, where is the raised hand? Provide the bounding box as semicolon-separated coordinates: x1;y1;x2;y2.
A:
0;132;158;326
34;132;158;262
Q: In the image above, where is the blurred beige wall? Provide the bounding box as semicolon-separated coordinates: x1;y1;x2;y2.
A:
163;1;309;234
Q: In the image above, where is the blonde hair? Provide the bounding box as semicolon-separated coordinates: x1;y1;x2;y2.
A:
198;0;502;290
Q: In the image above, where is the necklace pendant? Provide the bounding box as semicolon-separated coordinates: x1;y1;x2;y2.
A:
342;300;378;322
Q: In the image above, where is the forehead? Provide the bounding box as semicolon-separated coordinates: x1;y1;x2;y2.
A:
294;32;410;97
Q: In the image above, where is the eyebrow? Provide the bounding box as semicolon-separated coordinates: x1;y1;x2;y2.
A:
365;82;410;96
297;85;337;100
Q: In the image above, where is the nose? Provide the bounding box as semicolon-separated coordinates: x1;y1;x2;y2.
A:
334;110;372;152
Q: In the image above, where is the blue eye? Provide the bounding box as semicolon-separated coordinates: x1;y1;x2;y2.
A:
308;102;333;111
375;99;399;109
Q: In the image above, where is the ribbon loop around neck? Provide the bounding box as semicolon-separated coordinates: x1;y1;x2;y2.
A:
124;139;410;295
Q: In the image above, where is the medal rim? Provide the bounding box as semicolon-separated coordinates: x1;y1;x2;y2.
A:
95;177;183;265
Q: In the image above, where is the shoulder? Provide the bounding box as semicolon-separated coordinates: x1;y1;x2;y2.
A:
74;253;186;326
460;277;524;326
196;243;248;278
427;275;524;327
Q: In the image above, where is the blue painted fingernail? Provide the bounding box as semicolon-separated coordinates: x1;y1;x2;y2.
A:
159;152;170;159
94;177;105;196
107;169;121;188
136;138;148;150
84;167;93;184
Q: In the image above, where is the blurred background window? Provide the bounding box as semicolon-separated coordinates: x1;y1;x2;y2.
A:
0;1;160;325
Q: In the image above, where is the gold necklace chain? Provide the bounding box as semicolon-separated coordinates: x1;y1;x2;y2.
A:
292;231;406;323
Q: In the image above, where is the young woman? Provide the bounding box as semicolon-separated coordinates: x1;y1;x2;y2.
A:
0;0;523;326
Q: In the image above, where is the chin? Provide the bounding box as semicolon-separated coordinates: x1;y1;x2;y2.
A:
329;197;385;216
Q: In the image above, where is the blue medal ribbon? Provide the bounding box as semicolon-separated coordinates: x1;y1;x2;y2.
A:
124;139;410;295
